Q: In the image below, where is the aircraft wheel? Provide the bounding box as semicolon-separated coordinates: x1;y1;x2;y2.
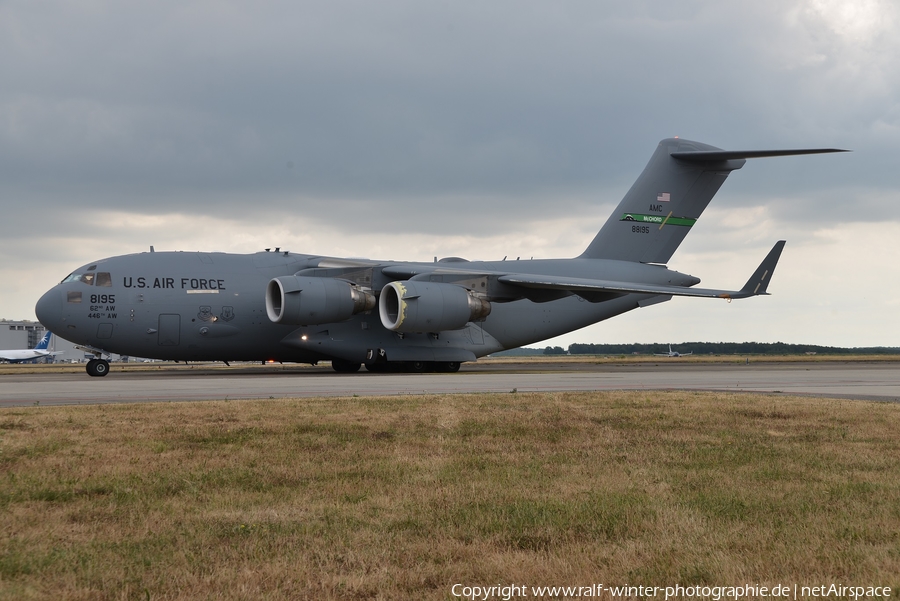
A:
86;359;110;377
405;361;427;373
364;362;387;373
436;361;461;373
332;360;361;373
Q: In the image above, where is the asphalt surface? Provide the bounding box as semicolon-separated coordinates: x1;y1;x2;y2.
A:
2;361;899;407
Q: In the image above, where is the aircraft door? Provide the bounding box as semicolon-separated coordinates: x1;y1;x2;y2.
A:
96;323;114;340
158;314;181;346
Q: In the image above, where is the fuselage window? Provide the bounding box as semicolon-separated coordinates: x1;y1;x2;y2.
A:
67;291;83;303
96;272;112;287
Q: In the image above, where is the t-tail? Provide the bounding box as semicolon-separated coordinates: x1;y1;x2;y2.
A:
580;138;847;263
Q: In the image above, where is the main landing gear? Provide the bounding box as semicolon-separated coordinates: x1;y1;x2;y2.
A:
331;359;362;373
333;360;461;374
86;358;110;377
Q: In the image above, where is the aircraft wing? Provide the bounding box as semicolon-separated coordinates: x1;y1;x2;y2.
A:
499;273;738;299
381;265;489;279
499;241;786;300
381;241;786;301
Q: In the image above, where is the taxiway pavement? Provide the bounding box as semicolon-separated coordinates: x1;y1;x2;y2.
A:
2;362;899;407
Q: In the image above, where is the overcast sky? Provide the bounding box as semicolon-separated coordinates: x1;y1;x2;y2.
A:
2;0;898;348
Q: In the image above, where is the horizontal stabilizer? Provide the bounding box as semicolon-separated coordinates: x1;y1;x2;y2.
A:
671;148;848;162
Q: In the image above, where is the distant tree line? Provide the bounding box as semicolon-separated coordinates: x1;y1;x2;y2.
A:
564;342;900;355
542;346;567;355
492;343;900;357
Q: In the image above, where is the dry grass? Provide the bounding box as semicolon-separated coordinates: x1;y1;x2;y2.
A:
1;391;898;600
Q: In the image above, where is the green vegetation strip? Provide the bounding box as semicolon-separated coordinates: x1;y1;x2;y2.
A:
1;392;898;600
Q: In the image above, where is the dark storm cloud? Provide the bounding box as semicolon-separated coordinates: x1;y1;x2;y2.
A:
4;0;893;226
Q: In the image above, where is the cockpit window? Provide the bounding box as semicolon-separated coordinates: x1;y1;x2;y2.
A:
95;272;112;287
61;272;95;286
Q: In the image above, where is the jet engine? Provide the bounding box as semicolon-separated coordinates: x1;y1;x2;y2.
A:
266;276;375;325
379;281;491;333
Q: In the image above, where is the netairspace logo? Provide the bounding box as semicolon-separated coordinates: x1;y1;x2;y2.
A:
450;583;894;600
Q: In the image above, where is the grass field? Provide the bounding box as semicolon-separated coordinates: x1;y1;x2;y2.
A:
1;391;898;600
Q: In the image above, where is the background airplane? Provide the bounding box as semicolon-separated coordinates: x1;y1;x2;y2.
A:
0;331;62;363
34;138;845;376
655;345;692;357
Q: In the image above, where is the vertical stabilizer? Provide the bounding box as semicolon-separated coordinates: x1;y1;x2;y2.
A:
34;331;52;351
580;138;745;263
580;139;846;263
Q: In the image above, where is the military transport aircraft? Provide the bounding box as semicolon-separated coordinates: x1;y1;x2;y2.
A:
35;138;845;377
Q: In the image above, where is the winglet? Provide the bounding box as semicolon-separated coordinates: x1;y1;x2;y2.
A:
724;240;786;299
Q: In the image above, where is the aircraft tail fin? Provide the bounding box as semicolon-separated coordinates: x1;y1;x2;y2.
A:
34;331;52;351
580;139;846;263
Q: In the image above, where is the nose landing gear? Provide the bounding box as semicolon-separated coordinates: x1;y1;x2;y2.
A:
86;358;110;377
75;345;112;377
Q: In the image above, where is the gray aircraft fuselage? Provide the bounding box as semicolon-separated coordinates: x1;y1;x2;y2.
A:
34;138;845;375
34;251;691;364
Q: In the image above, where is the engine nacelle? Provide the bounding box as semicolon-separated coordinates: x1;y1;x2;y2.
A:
378;281;491;333
266;276;375;325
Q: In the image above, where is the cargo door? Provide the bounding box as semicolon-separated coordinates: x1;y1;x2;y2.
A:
158;314;181;346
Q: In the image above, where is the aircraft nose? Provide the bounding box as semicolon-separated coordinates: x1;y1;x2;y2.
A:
35;287;63;329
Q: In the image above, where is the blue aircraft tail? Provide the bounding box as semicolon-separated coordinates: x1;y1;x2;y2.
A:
34;331;52;351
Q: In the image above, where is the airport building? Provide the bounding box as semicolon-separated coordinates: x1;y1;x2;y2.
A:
1;320;84;362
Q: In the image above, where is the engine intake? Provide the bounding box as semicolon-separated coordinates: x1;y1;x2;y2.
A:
266;276;375;325
379;281;491;333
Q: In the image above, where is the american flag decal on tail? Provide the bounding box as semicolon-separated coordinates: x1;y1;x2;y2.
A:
657;192;670;202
